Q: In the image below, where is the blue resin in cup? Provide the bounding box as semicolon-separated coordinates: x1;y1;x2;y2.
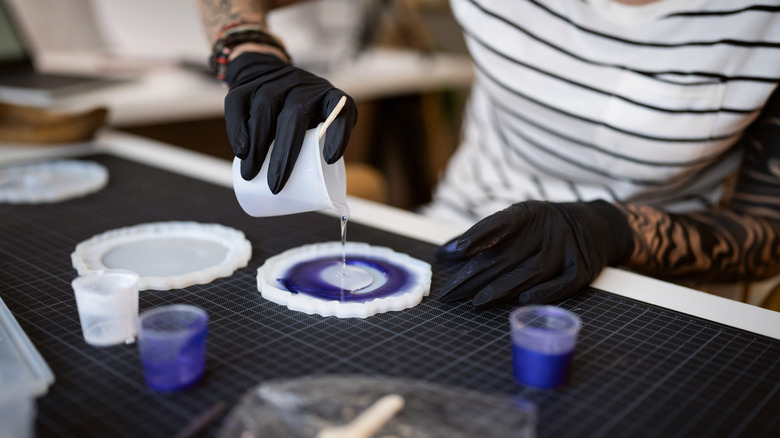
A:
138;304;208;392
509;305;581;389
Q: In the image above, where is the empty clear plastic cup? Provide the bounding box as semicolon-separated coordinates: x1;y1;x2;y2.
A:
509;305;582;389
72;269;139;347
232;122;347;217
137;304;208;392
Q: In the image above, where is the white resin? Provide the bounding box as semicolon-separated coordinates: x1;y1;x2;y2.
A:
71;221;252;290
72;270;139;347
257;241;432;318
320;263;375;292
0;159;108;203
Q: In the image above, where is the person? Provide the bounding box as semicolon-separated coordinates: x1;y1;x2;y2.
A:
197;0;780;308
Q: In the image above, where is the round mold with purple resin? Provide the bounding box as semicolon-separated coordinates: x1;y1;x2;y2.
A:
256;242;432;318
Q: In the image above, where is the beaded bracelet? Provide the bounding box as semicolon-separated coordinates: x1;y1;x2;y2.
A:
209;23;291;83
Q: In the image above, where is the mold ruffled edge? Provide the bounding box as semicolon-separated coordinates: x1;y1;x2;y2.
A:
256;241;432;318
71;221;252;291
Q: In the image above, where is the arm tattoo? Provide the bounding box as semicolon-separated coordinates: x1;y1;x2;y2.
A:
617;89;780;284
197;0;301;42
618;204;780;282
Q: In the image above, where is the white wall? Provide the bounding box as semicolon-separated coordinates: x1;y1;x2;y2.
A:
6;0;106;53
88;0;209;63
6;0;372;71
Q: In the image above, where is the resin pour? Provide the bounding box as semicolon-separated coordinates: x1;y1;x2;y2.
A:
326;210;375;293
245;98;431;317
256;241;432;318
278;255;410;301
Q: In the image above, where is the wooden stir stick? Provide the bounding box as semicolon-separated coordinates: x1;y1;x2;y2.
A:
316;393;405;438
318;95;348;141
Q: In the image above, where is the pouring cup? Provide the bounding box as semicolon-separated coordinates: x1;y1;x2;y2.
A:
232;122;346;217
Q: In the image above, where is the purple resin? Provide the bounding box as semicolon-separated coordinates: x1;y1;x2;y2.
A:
278;256;411;302
512;344;573;389
139;312;208;392
142;345;206;391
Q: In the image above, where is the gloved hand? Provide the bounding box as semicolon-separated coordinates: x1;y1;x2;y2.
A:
224;52;358;193
436;200;634;308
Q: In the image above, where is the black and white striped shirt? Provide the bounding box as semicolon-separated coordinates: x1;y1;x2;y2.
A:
424;0;780;225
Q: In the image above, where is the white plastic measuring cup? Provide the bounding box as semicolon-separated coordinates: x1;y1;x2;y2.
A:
72;269;139;347
232;97;348;217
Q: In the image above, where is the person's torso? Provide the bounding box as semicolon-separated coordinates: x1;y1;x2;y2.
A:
429;0;780;224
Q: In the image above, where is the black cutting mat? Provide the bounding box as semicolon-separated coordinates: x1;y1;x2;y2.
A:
1;154;779;438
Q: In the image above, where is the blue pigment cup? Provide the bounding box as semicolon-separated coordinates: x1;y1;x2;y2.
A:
509;305;581;389
137;304;208;392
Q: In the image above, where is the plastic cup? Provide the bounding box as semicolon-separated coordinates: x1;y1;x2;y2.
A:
137;304;208;392
232;122;347;217
509;305;582;389
72;269;139;347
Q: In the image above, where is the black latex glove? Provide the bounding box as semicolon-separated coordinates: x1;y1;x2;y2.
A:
436;200;634;308
224;52;358;193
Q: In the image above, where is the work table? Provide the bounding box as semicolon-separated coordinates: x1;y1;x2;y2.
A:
1;130;779;438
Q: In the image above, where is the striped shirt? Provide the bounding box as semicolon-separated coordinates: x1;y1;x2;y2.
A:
423;0;780;226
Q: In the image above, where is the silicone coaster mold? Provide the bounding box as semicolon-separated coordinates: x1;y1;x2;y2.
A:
257;241;432;318
72;221;252;291
0;159;108;203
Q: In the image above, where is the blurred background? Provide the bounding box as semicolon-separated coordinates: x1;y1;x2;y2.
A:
2;0;475;210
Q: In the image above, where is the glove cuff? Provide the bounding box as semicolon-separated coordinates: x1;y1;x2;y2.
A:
209;23;290;83
583;200;635;265
223;52;290;88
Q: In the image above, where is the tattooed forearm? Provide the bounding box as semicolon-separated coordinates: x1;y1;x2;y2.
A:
197;0;264;41
197;0;304;42
614;88;780;284
617;203;780;283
